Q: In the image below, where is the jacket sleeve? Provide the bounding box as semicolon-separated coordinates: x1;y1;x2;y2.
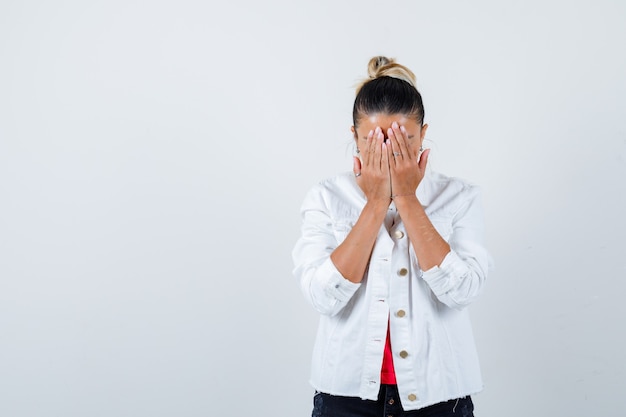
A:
292;185;361;316
421;185;493;310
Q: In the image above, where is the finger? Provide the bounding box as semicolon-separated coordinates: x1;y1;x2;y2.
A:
418;148;431;171
353;156;362;178
366;127;379;166
374;129;384;170
361;129;372;166
395;123;412;158
388;126;402;166
381;140;391;173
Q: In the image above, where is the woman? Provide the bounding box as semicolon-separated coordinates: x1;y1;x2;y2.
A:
292;56;492;417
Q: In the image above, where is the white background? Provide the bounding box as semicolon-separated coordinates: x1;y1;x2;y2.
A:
1;1;625;416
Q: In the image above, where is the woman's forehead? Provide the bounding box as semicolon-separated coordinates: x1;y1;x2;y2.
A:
357;114;420;130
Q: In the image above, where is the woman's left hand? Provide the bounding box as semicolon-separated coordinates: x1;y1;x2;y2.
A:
386;121;430;198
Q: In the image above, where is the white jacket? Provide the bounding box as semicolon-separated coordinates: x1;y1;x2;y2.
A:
292;170;492;411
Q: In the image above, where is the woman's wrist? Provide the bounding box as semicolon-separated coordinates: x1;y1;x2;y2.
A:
392;194;420;211
365;197;392;212
391;193;416;199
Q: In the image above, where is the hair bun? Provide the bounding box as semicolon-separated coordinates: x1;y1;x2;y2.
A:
365;56;417;88
367;56;393;78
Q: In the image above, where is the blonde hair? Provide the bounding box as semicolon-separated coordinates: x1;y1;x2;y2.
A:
353;56;424;127
356;56;417;94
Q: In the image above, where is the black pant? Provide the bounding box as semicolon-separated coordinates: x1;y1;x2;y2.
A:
312;385;474;417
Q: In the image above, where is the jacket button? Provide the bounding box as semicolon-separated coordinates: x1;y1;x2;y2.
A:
408;393;417;401
399;350;408;358
398;268;408;276
393;230;404;239
396;309;406;318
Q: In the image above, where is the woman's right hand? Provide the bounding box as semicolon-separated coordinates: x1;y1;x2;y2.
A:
332;127;391;283
353;127;392;203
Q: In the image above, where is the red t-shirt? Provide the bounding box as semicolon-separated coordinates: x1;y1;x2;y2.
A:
380;322;397;384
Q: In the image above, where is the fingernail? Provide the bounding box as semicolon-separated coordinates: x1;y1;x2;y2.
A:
400;126;406;133
392;122;399;129
368;130;373;136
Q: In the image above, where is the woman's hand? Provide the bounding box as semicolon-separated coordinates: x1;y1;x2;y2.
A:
353;127;392;203
332;127;391;283
385;121;449;271
386;121;429;198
